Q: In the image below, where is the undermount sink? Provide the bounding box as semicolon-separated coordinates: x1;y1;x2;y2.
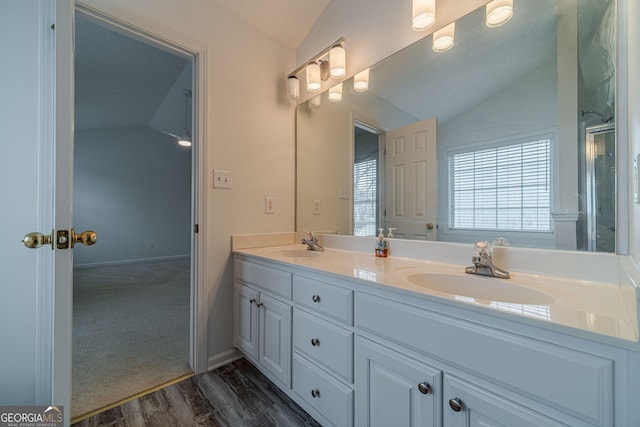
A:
406;273;554;305
276;249;321;258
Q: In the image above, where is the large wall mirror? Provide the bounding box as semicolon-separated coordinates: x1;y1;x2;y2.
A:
296;0;618;253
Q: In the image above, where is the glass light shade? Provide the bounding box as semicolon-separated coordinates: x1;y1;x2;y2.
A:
353;69;370;92
310;95;321;108
306;62;321;92
330;44;346;78
412;0;436;31
287;76;299;100
328;83;343;102
433;22;455;52
486;0;513;28
178;138;192;147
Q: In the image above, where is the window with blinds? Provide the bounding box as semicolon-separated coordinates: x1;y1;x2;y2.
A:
448;137;551;232
354;159;377;236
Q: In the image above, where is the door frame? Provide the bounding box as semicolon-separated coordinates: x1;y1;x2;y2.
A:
72;2;209;374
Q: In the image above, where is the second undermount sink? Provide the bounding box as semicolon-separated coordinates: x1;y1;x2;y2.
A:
276;249;321;258
406;273;554;305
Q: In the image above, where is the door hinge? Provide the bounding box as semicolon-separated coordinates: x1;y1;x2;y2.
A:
194;224;199;233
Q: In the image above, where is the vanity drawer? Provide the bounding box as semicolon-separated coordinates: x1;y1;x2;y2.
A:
235;258;292;299
293;352;354;427
293;308;353;383
356;292;613;426
293;275;353;325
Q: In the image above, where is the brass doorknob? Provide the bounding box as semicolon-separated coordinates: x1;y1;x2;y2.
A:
70;229;97;248
22;230;54;249
426;223;435;230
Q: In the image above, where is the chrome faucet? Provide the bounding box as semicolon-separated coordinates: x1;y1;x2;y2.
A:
302;232;324;251
465;241;510;279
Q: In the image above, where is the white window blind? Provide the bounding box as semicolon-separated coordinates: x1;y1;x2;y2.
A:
354;159;377;236
449;137;551;232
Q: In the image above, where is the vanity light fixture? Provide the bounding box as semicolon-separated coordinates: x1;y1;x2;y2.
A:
433;22;455;52
328;82;343;102
306;61;322;92
286;37;345;100
329;44;346;78
287;76;299;100
486;0;513;27
412;0;436;31
354;68;370;92
310;95;321;108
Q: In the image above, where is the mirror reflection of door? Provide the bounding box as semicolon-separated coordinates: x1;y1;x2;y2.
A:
384;117;437;240
586;124;616;253
353;122;383;236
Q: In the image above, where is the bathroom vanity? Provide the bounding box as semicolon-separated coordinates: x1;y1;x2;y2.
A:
232;235;640;427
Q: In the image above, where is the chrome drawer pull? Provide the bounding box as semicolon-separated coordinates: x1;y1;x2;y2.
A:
312;295;321;303
418;382;431;395
449;398;463;412
311;389;320;398
311;338;320;346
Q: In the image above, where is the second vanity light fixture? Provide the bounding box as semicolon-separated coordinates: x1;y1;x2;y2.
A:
286;37;346;100
428;0;513;54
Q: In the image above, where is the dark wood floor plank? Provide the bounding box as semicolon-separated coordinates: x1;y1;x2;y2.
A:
72;358;320;427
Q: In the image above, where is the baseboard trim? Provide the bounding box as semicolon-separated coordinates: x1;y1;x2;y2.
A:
207;349;243;371
74;254;190;269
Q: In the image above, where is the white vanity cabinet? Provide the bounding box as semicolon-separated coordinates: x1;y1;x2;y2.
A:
233;252;638;426
356;291;615;427
233;259;292;388
355;336;442;427
291;275;355;427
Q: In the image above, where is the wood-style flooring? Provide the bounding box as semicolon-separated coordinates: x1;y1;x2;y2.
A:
72;358;321;427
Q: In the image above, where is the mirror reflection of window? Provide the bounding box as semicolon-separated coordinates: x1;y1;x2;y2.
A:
353;122;382;236
448;135;552;233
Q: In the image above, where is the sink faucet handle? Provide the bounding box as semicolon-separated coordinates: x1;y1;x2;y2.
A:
492;237;510;247
474;241;491;257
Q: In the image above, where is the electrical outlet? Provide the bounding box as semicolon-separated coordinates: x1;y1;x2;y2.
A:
213;169;233;189
313;199;321;215
265;196;276;214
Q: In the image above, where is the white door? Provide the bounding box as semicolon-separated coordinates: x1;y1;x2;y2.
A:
385;117;437;240
0;0;74;422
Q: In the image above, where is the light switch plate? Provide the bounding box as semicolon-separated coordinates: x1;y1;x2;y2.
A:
213;169;232;189
313;199;321;215
265;196;275;214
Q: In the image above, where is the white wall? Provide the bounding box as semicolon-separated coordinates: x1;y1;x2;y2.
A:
79;0;296;366
74;126;191;266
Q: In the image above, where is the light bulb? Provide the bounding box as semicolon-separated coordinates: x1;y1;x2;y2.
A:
412;0;436;31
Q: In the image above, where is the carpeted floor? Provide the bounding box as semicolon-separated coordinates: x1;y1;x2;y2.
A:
72;258;192;419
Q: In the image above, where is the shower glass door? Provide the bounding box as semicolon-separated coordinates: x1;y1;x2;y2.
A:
586;124;616;252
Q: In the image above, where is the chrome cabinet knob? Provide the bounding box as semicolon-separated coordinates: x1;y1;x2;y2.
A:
449;398;463;412
312;295;321;303
418;382;431;395
311;338;320;346
311;389;320;398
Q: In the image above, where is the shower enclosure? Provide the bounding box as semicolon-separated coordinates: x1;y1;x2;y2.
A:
585;124;616;253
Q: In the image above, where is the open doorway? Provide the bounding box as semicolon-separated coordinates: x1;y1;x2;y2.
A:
72;13;195;419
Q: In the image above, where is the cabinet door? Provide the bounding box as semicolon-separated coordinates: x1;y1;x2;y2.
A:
259;293;292;388
444;375;565;427
233;283;259;360
355;337;442;427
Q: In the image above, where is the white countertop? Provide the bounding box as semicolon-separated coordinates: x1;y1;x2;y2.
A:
234;243;639;345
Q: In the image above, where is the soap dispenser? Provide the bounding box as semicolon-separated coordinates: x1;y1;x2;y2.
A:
387;228;396;238
375;228;388;257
